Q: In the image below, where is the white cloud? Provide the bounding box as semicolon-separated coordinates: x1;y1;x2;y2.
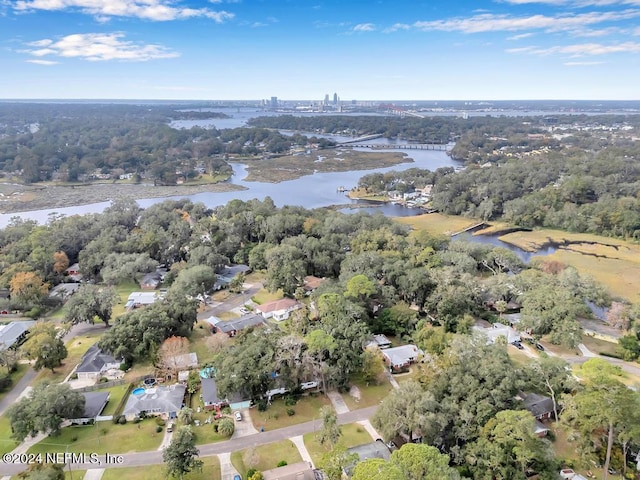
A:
564;60;606;64
411;10;640;34
22;32;180;61
383;23;411;33
507;41;640;55
13;0;234;22
26;59;59;65
507;32;535;40
353;23;376;32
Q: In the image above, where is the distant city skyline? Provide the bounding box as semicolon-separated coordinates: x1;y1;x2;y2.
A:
1;0;640;100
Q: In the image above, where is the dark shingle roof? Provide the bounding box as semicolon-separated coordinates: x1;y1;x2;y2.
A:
205;314;265;333
77;345;118;373
522;392;555;418
81;391;110;418
201;377;222;405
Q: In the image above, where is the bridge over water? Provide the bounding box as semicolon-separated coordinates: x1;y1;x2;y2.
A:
339;143;451;151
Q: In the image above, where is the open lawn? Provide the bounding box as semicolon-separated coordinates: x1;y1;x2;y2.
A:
35;332;102;384
101;455;220;480
99;384;131;417
188;395;231;445
252;394;332;432
122;362;154;382
581;334;620;358
303;422;374;466
347;188;389;202
0;414;20;456
251;287;283;305
231;440;302;477
189;321;215;365
342;374;393;411
393;366;420;385
394;213;478;237
553;424;609;479
27;418;163;455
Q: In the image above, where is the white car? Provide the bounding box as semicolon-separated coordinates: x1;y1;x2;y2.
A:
234;411;242;421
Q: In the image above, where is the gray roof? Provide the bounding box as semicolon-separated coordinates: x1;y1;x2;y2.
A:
522;392;555;419
205;313;265;334
201;377;222;405
123;384;186;417
382;345;422;368
141;272;162;286
81;391;110;418
0;320;36;351
77;345;119;373
262;462;316;480
49;283;80;299
217;264;250;281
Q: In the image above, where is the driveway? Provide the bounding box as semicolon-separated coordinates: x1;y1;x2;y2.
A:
197;283;263;320
218;452;241;480
231;409;259;438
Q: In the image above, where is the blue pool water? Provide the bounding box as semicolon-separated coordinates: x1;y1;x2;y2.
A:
132;388;145;395
200;367;215;379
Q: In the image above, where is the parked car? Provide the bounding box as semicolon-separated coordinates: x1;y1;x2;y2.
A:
234;411;242;421
535;343;545;351
512;341;525;350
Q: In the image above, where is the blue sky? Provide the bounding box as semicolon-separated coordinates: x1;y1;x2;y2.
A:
1;0;639;100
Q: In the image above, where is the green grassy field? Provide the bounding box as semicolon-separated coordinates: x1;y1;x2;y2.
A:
251;287;283;305
99;384;131;417
252;394;332;432
35;332;102;384
101;455;221;480
231;440;302;477
303;422;374;466
27;419;163;455
342;374;394;411
189;321;215;365
0;414;20;456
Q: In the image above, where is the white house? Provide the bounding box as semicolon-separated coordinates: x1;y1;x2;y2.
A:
256;298;301;321
125;291;163;310
382;345;423;373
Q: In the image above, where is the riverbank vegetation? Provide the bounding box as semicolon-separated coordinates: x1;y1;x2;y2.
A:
242;149;409;183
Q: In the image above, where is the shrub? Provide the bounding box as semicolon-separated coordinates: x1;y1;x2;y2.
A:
217;417;235;437
0;374;12;392
156;425;163;433
286;408;295;416
70;435;78;442
155;418;165;426
118;416;127;425
257;400;268;411
99;377;109;383
284;395;297;406
247;469;258;478
277;460;288;467
133;417;141;424
70;373;78;380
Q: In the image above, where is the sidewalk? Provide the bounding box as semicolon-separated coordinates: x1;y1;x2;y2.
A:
290;435;314;467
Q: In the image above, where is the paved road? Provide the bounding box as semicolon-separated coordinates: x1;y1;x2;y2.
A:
1;406;378;476
0;366;36;417
197;283;263;320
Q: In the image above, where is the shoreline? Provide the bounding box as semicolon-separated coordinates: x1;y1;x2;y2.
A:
0;182;247;215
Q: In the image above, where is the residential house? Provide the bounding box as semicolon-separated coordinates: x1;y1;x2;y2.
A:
344;440;392;478
302;276;325;294
521;392;555;421
70;391;110;425
201;377;225;410
140;270;165;290
161;352;198;381
262;462;318;480
75;345;122;382
48;283;80;301
205;313;266;337
125;291;163;310
65;263;82;281
534;420;549;437
213;264;250;290
256;298;301;322
0;320;35;351
367;334;392;350
473;323;521;345
381;344;423;373
122;384;186;420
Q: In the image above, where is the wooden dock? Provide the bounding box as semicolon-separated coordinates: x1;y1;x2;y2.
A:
450;222;487;237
